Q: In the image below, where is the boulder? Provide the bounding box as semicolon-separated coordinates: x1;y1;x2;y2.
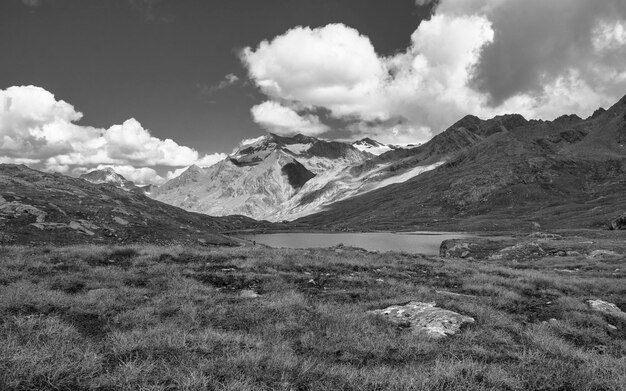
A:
609;214;626;230
439;238;512;260
587;299;626;319
369;301;474;338
69;221;95;236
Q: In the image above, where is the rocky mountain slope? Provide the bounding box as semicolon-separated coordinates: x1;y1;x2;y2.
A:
0;164;264;245
151;133;443;221
80;167;147;195
292;95;626;232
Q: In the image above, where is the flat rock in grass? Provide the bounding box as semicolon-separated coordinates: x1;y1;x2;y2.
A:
239;289;261;298
588;249;620;258
587;300;626;319
369;301;474;339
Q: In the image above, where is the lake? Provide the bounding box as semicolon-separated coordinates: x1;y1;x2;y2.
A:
240;232;474;256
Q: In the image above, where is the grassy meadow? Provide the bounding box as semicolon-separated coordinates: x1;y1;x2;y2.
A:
0;244;625;390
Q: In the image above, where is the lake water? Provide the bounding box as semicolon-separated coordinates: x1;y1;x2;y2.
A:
240;232;474;256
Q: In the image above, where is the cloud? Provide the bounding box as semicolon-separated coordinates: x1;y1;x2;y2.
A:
198;73;241;96
242;1;626;142
196;153;228;167
240;136;266;146
241;24;388;121
449;0;626;106
0;85;224;184
166;166;189;181
251;101;329;136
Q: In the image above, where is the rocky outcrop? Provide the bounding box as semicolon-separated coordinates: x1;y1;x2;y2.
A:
0;201;48;223
369;301;474;338
609;214;626;230
281;161;316;189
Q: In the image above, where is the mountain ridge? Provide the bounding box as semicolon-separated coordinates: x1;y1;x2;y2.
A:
292;95;626;231
0;164;265;245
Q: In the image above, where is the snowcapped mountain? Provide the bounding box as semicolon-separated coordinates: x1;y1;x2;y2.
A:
79;167;146;194
352;137;394;156
150;133;444;221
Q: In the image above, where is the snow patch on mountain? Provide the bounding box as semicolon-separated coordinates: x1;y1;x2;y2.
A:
352;138;393;156
369;162;444;191
284;143;313;155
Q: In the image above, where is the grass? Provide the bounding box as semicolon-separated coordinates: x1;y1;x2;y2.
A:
0;243;624;390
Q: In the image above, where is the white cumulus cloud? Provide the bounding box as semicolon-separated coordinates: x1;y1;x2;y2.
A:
0;85;224;184
242;0;626;142
251;101;329;136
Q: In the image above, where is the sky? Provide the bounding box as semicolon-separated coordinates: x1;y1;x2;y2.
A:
1;0;626;185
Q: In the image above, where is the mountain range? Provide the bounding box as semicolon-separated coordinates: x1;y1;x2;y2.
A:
293;96;626;231
150;134;423;221
2;94;625;242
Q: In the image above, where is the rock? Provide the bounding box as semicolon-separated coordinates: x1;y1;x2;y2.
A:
587;299;626;319
490;241;546;261
239;289;260;298
609;214;626;230
440;238;513;260
439;241;470;258
369;301;475;338
0;201;47;223
78;219;99;230
528;232;562;239
113;216;129;226
30;222;68;230
588;250;620;258
69;221;95;236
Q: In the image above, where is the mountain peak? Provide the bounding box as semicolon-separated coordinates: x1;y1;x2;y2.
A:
352;137;392;155
353;137;384;147
80;167;127;182
450;115;482;131
79;167;147;194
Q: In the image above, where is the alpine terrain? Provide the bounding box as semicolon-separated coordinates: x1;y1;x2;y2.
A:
0;164;263;245
151;133;442;221
294;95;626;231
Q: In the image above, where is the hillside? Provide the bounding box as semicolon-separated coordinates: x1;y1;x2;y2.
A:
0;164;263;245
293;95;626;231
